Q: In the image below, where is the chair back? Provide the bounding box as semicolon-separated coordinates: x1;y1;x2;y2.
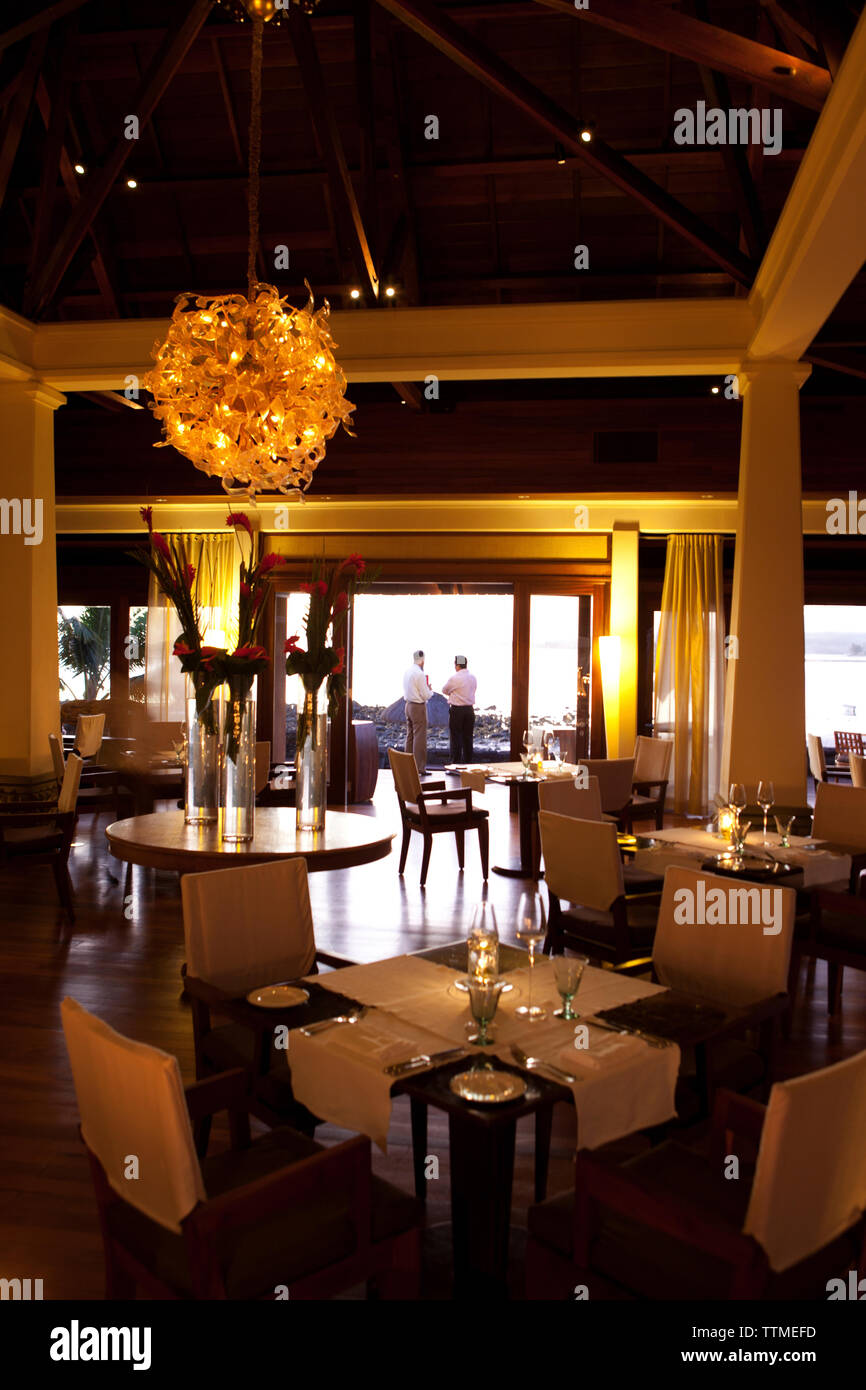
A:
654;865;794;1007
74;713;105;759
850;753;866;789
460;769;486;795
538;811;624;912
255;740;271;795
49;733;66;784
181;857;317;993
538;775;603;822
58;754;83;813
633;735;673;783
834;729;864;762
388;748;422;804
743;1049;866;1272
806;733;826;783
580;757;635;813
812;781;866;849
61;997;206;1235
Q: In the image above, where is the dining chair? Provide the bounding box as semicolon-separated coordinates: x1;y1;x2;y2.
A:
789;884;866;1018
49;731;134;823
807;732;849;784
181;857;355;1152
61;997;423;1300
537;774;605;821
623;735;672;831
579;757;636;824
73;713;106;760
850;753;866;788
812;781;866;891
538;810;660;967
652;864;795;1108
0;754;83;921
388;748;488;887
834;729;864;766
525;1050;866;1300
255;740;271;797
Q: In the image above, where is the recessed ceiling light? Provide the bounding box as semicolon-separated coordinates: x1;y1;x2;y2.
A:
126;178;138;189
350;288;360;300
711;385;720;394
772;65;797;76
74;162;86;175
579;127;593;143
385;286;396;298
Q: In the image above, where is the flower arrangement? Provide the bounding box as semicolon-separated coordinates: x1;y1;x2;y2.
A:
130;507;224;732
286;553;367;747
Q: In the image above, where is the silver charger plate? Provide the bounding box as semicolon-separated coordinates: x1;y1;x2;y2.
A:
449;1069;527;1104
245;984;310;1009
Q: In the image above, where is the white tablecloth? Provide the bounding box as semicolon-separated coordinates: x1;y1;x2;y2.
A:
631;827;850;890
288;954;679;1151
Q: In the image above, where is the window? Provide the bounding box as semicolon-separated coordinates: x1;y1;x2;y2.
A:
58;605;111;701
805;606;866;743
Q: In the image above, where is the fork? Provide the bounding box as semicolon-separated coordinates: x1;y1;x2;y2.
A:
510;1045;576;1084
578;1015;671;1049
300;1006;368;1036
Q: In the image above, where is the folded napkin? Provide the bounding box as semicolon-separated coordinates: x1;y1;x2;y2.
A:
564;1026;646;1072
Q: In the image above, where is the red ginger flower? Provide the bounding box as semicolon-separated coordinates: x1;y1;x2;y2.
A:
315;580;327;596
333;645;346;675
334;591;348;613
140;505;153;530
234;644;269;661
226;512;253;537
285;634;303;653
259;552;281;573
299;581;312;594
173;639;194;656
184;564;196;585
240;581;251;596
151;532;171;561
342;553;365;575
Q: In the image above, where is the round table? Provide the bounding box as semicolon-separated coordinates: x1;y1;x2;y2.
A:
105;809;394;874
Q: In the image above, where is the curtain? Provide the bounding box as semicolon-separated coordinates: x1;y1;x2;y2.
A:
145;533;241;722
654;534;725;816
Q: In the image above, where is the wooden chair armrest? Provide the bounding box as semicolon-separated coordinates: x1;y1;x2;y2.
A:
576;1150;756;1268
314;949;358;970
184;1068;250;1122
710;1088;767;1150
418;788;471;810
189;1134;372;1240
420;780;447;792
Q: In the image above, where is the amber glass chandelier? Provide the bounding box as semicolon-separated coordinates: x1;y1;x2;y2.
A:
147;1;354;497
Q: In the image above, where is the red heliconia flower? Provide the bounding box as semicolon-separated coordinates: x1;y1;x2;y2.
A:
285;634;303;653
151;532;171;561
184;564;196;585
140;505;153;531
199;646;222;658
226;512;253;537
253;589;265;609
334;591;348;613
259;552;281;573
173;639;194;656
342;553;365;575
315;579;328;597
234;644;269;662
240;580;252;596
333;645;346;675
299;581;312;594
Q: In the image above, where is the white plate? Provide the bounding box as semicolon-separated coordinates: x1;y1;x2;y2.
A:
449;1069;527;1104
245;984;310;1009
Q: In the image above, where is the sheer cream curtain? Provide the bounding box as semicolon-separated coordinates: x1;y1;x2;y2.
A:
145;533;241;722
653;534;726;815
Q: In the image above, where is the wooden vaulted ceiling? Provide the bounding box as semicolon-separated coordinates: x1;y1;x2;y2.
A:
2;0;865;500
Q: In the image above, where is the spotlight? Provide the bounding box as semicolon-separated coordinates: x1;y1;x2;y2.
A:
350;288;361;300
579;126;593;144
126;178;138;189
711;385;720;395
74;162;86;175
385;286;396;298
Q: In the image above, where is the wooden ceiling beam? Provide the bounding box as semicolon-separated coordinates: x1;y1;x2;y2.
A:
804;348;866;383
0;0;90;56
391;381;425;410
28;0;214;319
0;30;48;213
376;0;755;286
535;0;831;111
79;389;144;411
288;6;380;300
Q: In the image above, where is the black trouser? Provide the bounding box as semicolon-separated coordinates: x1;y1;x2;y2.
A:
449;705;475;763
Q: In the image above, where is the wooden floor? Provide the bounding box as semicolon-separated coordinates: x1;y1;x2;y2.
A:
1;774;864;1300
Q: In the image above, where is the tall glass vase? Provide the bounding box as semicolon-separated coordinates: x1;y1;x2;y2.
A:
222;690;256;843
296;677;328;832
184;682;220;825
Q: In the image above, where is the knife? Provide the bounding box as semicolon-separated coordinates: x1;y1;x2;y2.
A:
582;1015;672;1049
384;1047;468;1077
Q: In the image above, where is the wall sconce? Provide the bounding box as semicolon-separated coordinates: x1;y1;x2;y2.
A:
598;634;621;758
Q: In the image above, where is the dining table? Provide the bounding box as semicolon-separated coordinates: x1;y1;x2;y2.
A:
201;939;775;1298
624;826;856;893
446;760;582;879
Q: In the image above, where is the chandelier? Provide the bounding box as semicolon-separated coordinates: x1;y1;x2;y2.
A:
147;1;354;497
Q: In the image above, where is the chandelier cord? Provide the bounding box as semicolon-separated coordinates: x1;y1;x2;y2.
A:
247;15;264;298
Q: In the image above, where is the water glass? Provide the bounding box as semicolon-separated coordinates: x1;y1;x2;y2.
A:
466;978;505;1046
515;891;547;1022
732;819;751;856
775;814;795;848
757;780;775;845
553;955;587;1020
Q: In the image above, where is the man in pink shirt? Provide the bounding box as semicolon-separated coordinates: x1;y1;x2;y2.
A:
442;655;478;763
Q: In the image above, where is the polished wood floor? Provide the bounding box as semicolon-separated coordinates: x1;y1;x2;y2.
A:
1;775;864;1300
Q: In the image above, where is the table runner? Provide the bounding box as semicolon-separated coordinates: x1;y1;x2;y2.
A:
631;827;850;890
287;955;679;1152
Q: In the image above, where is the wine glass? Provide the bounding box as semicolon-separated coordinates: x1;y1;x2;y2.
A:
514;891;547;1022
775;814;795;849
553;955;587;1020
732;819;751;858
466;978;505;1046
467;902;499;981
728;782;747;836
757;780;775;845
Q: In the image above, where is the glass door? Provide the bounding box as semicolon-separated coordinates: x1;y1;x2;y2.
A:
526;593;594;760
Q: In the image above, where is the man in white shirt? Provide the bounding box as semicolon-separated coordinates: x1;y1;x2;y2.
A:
442;655;478;763
402;649;433;776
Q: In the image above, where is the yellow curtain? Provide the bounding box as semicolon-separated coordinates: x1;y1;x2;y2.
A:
654;535;725;815
145;533;241;721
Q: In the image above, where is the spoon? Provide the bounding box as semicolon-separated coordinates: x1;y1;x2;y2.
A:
300;1006;368;1036
510;1045;575;1084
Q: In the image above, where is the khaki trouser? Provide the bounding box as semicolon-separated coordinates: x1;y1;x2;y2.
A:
405;702;427;777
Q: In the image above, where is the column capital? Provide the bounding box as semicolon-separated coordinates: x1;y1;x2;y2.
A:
0;379;67;411
736;359;812;394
